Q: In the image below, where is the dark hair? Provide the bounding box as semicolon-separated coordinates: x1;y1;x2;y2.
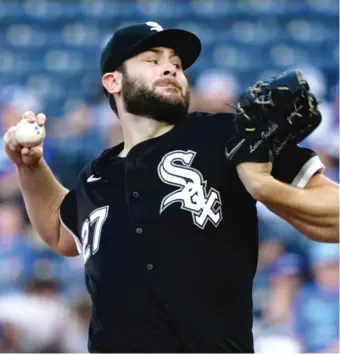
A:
107;63;125;116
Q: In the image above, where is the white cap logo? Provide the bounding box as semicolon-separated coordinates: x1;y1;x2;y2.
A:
145;21;163;32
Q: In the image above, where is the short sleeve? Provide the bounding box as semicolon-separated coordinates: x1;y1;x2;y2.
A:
272;145;325;188
59;190;82;254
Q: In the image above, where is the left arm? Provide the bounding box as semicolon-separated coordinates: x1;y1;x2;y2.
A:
237;162;339;243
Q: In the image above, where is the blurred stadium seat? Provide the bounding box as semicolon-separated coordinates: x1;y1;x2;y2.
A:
0;0;337;115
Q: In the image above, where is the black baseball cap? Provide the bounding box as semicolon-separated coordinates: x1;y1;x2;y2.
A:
100;21;201;78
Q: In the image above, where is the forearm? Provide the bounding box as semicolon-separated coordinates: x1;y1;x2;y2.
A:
251;175;339;242
17;158;69;249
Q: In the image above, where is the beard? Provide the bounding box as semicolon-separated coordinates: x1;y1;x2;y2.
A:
121;72;190;124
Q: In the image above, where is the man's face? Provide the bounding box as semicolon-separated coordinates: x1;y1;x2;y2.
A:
120;47;191;124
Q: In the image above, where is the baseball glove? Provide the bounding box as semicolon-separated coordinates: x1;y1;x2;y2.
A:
225;69;322;164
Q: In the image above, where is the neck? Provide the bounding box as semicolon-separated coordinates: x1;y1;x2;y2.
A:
118;112;174;157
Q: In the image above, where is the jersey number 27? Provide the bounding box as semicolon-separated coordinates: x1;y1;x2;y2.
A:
81;206;109;264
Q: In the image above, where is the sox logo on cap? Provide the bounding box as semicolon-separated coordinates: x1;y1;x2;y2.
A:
145;21;164;32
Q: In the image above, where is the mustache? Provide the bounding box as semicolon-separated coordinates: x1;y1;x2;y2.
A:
154;78;182;91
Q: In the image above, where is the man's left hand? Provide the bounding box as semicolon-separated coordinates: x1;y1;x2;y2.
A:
226;69;322;165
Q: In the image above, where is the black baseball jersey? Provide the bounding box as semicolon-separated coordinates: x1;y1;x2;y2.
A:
60;112;324;353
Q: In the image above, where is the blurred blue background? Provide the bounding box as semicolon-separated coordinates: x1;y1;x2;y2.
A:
0;0;338;352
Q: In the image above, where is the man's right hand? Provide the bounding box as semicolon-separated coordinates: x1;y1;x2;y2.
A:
3;111;46;167
3;110;78;257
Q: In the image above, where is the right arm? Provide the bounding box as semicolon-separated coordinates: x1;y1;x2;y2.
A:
4;111;79;257
17;159;78;256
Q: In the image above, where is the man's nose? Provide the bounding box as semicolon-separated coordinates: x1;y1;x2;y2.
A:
161;63;177;77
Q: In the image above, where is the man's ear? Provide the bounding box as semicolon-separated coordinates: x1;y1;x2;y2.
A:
102;71;122;95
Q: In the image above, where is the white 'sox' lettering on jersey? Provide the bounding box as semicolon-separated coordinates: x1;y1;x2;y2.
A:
158;150;222;229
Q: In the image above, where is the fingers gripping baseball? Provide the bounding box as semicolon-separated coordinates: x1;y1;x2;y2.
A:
3;111;47;167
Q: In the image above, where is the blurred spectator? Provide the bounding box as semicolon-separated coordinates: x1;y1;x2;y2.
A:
253;238;284;320
292;243;339;353
0;277;75;352
0;322;18;353
264;253;303;326
64;295;92;353
254;329;301;354
57;255;87;301
0;201;36;295
307;77;339;184
299;66;338;163
190;69;240;113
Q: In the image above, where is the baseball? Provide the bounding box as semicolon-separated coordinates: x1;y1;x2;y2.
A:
15;119;45;147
